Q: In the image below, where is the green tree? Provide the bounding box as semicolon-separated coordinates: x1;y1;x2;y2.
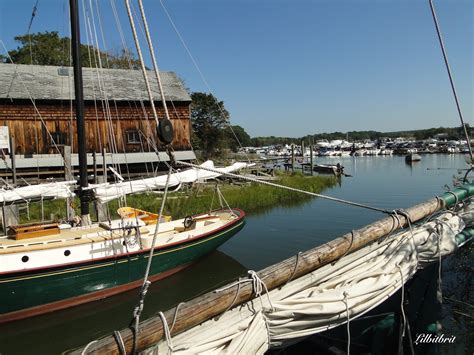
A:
191;92;230;159
0;31;140;69
225;125;251;152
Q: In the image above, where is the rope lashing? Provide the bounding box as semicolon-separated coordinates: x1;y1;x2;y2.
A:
176;161;391;214
332;231;355;265
170;302;185;332
113;331;126;355
283;252;303;286
343;291;351;355
81;340;98;355
215;276;244;316
248;270;275;311
159;311;175;355
215;271;275;312
445;191;459;209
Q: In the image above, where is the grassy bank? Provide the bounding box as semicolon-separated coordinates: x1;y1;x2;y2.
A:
18;173;337;223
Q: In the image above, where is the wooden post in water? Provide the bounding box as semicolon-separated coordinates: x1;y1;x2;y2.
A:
310;140;314;176
63;145;75;221
301;140;304;159
291;144;295;174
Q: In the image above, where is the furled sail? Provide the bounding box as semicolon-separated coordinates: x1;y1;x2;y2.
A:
0;181;76;204
91;160;252;203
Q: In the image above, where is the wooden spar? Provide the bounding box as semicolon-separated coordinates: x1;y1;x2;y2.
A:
73;183;474;354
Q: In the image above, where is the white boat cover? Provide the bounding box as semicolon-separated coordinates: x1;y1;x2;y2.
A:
91;161;252;203
149;204;474;354
0;181;76;204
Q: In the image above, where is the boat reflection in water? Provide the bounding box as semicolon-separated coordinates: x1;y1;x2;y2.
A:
0;250;247;354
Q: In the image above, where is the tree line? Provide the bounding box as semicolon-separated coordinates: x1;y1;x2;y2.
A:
251;126;471;147
2;31;469;157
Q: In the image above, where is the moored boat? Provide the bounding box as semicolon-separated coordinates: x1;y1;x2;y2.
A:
405;153;421;162
0;208;245;323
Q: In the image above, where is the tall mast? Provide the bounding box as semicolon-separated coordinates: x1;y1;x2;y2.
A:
69;0;90;224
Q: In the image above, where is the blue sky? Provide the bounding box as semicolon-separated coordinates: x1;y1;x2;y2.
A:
0;0;472;137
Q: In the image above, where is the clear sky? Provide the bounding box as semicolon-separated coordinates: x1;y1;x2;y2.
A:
0;0;472;137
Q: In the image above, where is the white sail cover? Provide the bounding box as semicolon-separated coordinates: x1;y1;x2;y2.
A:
0;181;76;204
91;160;252;203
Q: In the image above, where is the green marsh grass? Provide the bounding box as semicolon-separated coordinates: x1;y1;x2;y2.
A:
18;173;337;223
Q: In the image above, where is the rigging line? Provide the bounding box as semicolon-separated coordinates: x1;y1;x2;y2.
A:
124;0;160;127
159;0;250;163
138;0;171;122
138;0;196;167
26;0;40;34
133;0;195;163
110;1;156;150
85;2;122;182
81;0;103;154
138;0;195;168
124;0;177;173
0;41;70;175
110;3;158;174
94;0;132;183
27;0;40;65
87;4;126;203
177;160;392;214
428;0;473;164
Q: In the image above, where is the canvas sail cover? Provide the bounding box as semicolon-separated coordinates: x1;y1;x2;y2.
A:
0;181;76;204
91;160;252;203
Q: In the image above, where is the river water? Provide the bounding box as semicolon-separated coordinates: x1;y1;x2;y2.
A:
0;154;470;354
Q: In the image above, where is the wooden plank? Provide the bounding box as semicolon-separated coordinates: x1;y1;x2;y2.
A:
73;194;453;355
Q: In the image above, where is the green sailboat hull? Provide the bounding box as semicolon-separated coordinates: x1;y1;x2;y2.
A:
0;215;245;323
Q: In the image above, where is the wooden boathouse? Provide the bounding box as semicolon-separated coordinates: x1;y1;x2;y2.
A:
0;63;194;178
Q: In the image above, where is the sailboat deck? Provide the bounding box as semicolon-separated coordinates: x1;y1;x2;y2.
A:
0;224;145;254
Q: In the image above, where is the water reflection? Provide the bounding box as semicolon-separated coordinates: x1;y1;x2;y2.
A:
0;250;247;354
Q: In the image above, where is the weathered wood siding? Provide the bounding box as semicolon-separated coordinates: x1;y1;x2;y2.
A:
0;100;191;154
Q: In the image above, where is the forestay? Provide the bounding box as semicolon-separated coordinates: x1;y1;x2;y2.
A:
147;204;473;354
91;161;252;203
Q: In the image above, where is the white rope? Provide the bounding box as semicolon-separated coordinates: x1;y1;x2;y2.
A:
137;0;171;122
124;0;160;127
215;270;275;312
396;265;407;338
113;330;126;355
159;311;174;354
343;291;350;355
81;340;98;355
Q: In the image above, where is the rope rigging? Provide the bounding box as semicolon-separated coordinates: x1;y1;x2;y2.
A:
428;0;473;164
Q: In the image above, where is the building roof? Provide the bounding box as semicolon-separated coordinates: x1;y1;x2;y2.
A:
0;63;191;103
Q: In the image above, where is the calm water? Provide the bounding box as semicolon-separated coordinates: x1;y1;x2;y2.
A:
0;154;470;354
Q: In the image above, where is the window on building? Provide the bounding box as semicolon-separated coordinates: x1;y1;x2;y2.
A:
126;130;141;144
50;131;67;145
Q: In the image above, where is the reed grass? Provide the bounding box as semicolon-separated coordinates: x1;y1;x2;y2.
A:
18;173;337;223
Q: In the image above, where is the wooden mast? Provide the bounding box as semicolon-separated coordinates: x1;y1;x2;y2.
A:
69;0;90;225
